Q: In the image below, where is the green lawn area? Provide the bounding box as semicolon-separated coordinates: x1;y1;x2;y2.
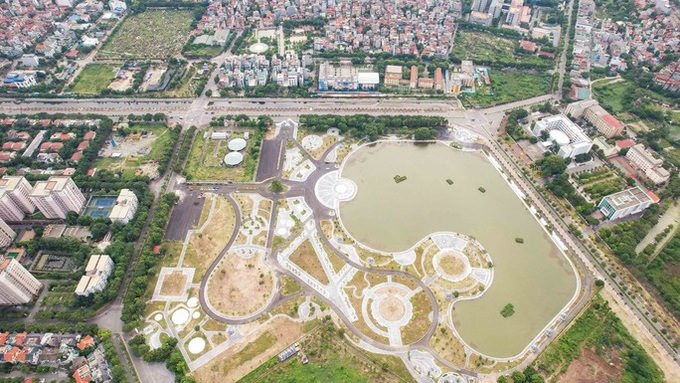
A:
183;44;224;59
459;71;552;108
184;133;251;181
99;10;193;59
451;31;554;69
238;323;413;383
592;80;630;114
534;295;664;382
70;64;116;94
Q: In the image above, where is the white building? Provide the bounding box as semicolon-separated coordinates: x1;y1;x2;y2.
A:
0;257;42;305
0;176;35;222
109;0;126;13
533;115;593;159
81;36;99;48
55;0;72;7
598;187;655;220
29;177;85;219
108;189;138;224
626;144;670;185
20;54;40;67
0;218;15;247
75;255;114;296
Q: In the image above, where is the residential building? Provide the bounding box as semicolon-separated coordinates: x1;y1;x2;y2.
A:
626;144;670;184
2;73;37;89
598;187;654;220
29;177;85;219
0;176;35;222
108;189;138;224
565;99;598;118
532;115;593;159
0;219;15;248
75;255;114;296
0;257;42;305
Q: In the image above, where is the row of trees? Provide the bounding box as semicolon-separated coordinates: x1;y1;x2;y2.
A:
299;114;447;141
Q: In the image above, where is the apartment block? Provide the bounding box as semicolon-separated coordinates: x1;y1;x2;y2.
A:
583;104;625;138
0;176;35;222
0;219;15;248
29;177;85;219
0;257;42;305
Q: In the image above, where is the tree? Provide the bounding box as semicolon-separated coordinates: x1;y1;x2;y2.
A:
414;127;436;140
270;179;284;193
536;154;567;177
90;222;109;241
539;130;550;141
511;371;526;383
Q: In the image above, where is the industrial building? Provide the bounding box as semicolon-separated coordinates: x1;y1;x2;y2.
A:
532;115;593;159
598;187;655;220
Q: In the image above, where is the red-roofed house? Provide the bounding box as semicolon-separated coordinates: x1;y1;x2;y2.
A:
73;364;93;383
520;40;537;52
71;152;83;162
14;332;26;346
77;141;89;151
0;332;8;346
40;142;64;152
2;142;25;151
83;131;96;140
3;347;19;363
0;152;14;162
76;335;94;351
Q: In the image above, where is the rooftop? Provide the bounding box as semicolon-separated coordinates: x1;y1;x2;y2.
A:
602;187;653;209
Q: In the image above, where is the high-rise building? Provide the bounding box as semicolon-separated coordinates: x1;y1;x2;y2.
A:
28;177;85;219
0;257;42;305
0;218;15;247
0;176;35;222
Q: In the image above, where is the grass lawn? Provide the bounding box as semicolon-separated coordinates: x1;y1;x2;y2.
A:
238;323;413;383
184;134;251;181
592;80;630;114
183;44;224;59
99;10;193;59
451;32;553;69
289;240;330;285
459;71;552;108
70;64;116;94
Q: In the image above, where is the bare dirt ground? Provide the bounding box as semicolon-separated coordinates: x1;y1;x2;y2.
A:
193;316;304;383
183;195;236;282
207;253;273;316
379;296;405;322
159;271;188;296
557;348;621;383
601;286;680;382
289;240;330;285
438;251;466;275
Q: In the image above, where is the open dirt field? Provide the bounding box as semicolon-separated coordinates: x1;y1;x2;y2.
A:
438;251;466;275
557;348;621;383
159;271;188;296
183;196;236;282
379;296;406;322
289;240;330;285
206;253;273;316
193;316;304;383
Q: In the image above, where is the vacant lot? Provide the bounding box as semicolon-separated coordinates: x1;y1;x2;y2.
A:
94;123;176;178
159;270;188;296
460;70;552;108
207;253;273;316
193;316;304;383
238;323;412;383
99;10;193;59
70;64;116;94
451;32;553;69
